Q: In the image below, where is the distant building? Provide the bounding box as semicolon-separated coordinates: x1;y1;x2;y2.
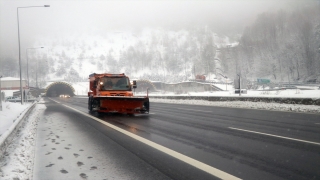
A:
0;77;27;90
0;77;27;97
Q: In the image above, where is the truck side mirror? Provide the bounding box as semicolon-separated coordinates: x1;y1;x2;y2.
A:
133;80;137;89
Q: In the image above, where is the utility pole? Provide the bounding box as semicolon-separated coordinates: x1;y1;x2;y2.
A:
193;64;196;79
36;57;38;88
237;73;241;96
0;75;2;111
239;74;241;96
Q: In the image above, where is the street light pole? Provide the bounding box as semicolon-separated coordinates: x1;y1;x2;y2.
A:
0;75;2;111
36;57;38;88
237;73;241;96
17;5;50;105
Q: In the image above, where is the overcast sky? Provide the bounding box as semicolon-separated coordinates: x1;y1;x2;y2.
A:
0;0;314;58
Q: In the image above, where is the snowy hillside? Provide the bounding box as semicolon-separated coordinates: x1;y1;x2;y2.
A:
30;28;236;88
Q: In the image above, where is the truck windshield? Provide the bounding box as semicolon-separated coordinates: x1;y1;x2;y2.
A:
100;77;130;91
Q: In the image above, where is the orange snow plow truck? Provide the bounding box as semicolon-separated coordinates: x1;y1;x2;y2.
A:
88;73;149;114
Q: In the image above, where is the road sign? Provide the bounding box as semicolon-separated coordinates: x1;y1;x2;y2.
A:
257;79;270;84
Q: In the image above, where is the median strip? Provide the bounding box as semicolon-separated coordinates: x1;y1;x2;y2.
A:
229;127;320;146
49;98;241;180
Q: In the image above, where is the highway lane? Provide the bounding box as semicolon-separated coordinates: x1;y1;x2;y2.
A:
39;97;320;180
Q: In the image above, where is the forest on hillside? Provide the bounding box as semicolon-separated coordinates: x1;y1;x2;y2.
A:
219;5;320;82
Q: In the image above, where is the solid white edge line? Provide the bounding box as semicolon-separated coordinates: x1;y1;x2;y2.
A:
229;127;320;146
49;98;241;180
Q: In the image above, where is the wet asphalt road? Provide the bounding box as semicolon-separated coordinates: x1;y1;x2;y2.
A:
33;97;320;180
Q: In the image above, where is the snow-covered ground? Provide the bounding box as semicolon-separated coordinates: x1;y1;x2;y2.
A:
0;101;46;180
150;98;320;114
141;89;320;98
0;102;32;135
147;89;320;114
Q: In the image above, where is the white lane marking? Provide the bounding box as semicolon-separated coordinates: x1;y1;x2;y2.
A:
315;123;320;125
176;108;212;113
229;127;320;146
135;113;155;115
49;98;240;180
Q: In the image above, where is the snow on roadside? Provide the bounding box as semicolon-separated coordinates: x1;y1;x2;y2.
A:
138;89;320;98
150;98;320;114
0;102;31;136
0;103;47;180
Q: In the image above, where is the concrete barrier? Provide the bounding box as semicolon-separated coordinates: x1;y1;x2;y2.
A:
149;96;320;106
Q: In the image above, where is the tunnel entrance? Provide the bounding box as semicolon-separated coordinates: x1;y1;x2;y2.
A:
45;82;75;97
136;79;157;92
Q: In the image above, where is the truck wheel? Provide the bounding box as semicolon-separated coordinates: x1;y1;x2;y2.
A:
88;97;93;112
143;100;149;113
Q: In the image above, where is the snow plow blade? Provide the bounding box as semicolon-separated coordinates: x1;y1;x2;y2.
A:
89;96;149;114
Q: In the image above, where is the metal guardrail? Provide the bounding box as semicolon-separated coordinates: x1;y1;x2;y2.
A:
0;102;36;159
210;84;224;91
6;98;38;103
188;79;233;85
